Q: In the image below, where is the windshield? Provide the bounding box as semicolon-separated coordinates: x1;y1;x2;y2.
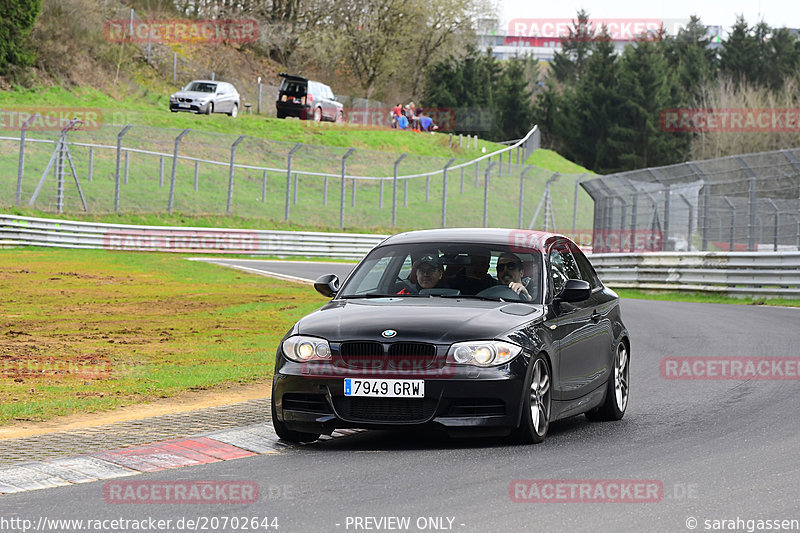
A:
185;82;217;93
339;243;543;303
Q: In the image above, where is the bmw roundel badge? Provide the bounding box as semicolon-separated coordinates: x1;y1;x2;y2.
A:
381;329;397;338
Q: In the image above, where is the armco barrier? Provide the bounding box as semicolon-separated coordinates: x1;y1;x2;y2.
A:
3;215;799;298
589;252;800;298
0;215;386;260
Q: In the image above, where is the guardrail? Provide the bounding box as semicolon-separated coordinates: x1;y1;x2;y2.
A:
4;215;799;297
589;252;800;298
0;215;387;260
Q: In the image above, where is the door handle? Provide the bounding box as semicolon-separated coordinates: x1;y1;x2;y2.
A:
590;310;601;323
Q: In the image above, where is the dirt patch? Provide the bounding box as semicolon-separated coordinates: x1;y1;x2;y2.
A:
0;381;270;440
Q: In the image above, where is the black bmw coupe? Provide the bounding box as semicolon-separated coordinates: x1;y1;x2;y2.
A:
271;228;630;444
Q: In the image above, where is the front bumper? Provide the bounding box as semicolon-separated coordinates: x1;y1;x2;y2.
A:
272;358;528;436
170;102;211;113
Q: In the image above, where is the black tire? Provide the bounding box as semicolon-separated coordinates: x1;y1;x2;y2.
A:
313;106;322;123
335;110;345;124
277;111;286;119
271;396;320;443
228;104;238;117
511;353;551;444
205;102;213;115
586;340;629;421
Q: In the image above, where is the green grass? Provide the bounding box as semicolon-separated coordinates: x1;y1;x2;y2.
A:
616;288;800;307
0;247;327;424
0;85;502;156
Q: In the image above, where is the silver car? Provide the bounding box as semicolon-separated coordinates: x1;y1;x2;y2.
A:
169;80;240;117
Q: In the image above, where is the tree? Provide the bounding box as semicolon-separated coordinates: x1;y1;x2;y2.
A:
609;37;690;170
494;57;535;140
0;0;42;74
570;29;623;172
720;16;760;85
551;9;594;84
662;16;718;102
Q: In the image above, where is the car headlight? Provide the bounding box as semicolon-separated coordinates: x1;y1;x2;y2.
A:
446;341;521;367
282;335;331;362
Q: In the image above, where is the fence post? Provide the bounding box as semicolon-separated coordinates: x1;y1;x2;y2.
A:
766;199;780;251
441;158;456;228
392;154;407;227
460;166;465;194
262;170;267;203
226;135;246;214
88;146;93;183
425;175;430;202
701;185;710;251
257;77;262;115
483;161;497;227
340;148;355;228
379;180;384;208
663;185;671;251
572;174;589;237
679;194;692;251
167;129;190;213
114;125;133;214
518;165;535;229
351;172;357;208
16;114;37;206
722;197;735;251
285;143;302;221
324;175;329;206
194;160;199;192
748;177;757;251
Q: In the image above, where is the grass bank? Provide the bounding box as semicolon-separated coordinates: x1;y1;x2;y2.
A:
0;247;326;424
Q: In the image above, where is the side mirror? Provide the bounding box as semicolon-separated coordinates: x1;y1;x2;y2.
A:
314;274;340;298
554;279;591;303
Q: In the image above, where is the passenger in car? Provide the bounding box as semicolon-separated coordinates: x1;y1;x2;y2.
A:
496;252;534;301
397;254;446;293
447;249;497;294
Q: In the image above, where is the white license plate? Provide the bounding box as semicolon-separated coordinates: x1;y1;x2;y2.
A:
179;103;190;108
344;378;424;398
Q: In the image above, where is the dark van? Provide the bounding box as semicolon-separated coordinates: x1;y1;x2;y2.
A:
276;73;344;123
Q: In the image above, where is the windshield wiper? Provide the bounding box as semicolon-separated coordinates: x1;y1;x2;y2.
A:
339;293;431;299
439;294;506;302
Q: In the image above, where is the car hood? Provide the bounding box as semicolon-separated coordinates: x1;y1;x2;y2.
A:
172;91;215;99
295;299;545;344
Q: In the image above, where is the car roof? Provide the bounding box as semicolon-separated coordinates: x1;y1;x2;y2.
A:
379;228;567;252
188;80;218;84
279;73;308;82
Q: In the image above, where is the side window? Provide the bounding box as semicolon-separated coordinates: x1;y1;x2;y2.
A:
549;241;581;295
573;249;600;289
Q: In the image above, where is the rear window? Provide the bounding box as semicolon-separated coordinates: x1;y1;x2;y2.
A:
280;79;307;96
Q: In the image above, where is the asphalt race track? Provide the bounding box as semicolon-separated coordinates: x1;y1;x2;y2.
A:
1;259;798;533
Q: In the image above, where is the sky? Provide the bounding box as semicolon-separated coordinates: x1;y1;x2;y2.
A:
499;0;800;36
